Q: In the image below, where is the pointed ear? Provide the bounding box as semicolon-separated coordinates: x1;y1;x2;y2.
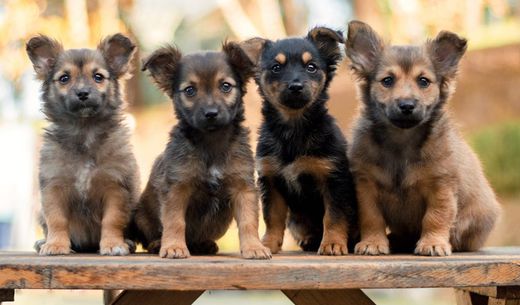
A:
238;37;270;66
142;45;182;95
427;31;467;78
26;35;63;80
222;41;255;83
98;33;136;78
307;27;344;68
345;20;384;76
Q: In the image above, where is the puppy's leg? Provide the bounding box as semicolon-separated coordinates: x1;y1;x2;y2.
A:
259;177;287;254
354;179;389;255
100;186;131;256
230;182;271;259
159;183;191;259
415;185;456;256
39;185;71;255
318;192;349;256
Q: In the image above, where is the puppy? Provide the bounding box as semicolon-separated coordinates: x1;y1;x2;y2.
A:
241;27;358;255
27;34;140;255
134;42;271;259
345;21;501;256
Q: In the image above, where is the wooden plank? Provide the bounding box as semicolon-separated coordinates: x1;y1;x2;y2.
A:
455;289;488;305
0;290;14;303
1;248;520;290
465;287;520;299
103;290;121;305
110;290;203;305
488;298;520;305
283;289;376;305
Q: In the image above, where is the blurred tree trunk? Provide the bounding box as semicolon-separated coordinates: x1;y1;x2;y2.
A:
352;0;385;34
280;0;301;36
65;0;90;47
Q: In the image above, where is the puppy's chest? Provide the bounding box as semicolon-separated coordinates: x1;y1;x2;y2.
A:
73;159;97;196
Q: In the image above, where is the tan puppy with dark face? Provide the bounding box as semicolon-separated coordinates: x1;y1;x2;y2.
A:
345;21;500;256
27;34;139;255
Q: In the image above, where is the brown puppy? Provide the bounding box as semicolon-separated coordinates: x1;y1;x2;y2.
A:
27;34;140;255
134;43;271;259
345;21;501;256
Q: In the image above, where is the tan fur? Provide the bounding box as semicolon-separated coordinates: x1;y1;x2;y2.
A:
260;178;288;254
275;53;287;64
302;51;312;64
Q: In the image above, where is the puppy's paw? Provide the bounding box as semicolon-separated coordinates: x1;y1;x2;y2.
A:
100;238;130;256
318;241;348;256
415;238;452;256
160;244;190;259
39;241;71;256
261;234;283;254
125;239;136;254
241;243;272;260
354;238;390;255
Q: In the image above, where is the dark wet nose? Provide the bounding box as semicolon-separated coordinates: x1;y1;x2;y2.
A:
77;90;89;101
204;107;219;119
288;82;304;92
398;99;416;115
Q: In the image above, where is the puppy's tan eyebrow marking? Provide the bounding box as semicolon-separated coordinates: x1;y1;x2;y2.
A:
302;51;312;64
275;53;286;64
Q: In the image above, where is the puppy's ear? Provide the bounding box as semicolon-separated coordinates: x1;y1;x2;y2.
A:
98;33;136;78
345;20;384;76
427;31;467;79
223;41;255;83
26;35;63;80
238;37;270;66
307;27;344;69
142;45;182;95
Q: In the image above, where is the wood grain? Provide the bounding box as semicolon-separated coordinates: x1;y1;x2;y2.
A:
465;286;520;299
110;290;203;305
455;289;488;305
283;289;376;305
1;248;520;290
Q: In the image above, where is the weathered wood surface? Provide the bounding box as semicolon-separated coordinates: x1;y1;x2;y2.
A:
110;290;203;305
465;286;520;299
283;289;376;305
1;248;520;290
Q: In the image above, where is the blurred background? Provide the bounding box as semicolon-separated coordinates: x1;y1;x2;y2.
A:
0;0;519;304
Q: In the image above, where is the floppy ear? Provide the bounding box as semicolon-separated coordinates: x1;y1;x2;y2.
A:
142;45;182;95
345;20;384;76
238;37;270;66
307;26;344;69
98;33;136;78
222;41;255;84
26;35;63;80
427;31;467;79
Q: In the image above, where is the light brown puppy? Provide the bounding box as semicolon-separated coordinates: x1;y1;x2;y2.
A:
345;21;501;256
27;34;140;255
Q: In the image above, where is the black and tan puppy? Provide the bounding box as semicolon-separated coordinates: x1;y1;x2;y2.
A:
345;21;501;256
241;27;358;255
27;34;140;255
134;43;271;259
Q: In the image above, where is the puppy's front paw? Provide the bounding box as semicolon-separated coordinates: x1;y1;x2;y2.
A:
39;241;71;256
160;244;190;259
241;243;272;260
414;238;452;256
100;238;130;256
318;240;348;256
261;234;283;254
354;238;390;255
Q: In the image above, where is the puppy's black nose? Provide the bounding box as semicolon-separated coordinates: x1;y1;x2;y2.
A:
204;108;219;119
398;99;416;115
288;82;304;92
77;91;89;101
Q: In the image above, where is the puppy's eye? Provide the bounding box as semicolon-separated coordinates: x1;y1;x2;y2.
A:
306;63;317;73
417;77;431;88
58;74;70;84
271;64;281;73
381;76;394;88
184;86;196;97
220;82;233;93
93;73;105;83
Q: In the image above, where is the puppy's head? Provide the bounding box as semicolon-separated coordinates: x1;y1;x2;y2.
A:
26;34;135;119
345;21;467;129
142;42;254;132
240;27;343;118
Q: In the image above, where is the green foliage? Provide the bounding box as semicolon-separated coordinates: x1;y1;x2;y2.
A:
470;121;520;196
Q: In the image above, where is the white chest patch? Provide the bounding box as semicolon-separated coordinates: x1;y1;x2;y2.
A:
75;160;96;197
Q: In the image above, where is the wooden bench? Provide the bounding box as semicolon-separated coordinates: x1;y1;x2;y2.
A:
1;247;520;305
